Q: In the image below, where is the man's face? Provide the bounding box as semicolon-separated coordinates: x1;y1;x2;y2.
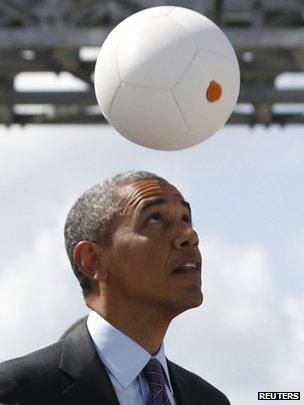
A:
101;179;203;316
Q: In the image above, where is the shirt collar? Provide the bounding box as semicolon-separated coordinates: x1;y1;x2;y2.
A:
87;310;173;392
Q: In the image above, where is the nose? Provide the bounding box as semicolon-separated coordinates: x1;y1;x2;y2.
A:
173;226;199;250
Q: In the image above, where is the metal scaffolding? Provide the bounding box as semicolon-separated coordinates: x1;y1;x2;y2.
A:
1;0;304;125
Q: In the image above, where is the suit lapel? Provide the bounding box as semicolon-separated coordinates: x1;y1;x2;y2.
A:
59;320;120;405
62;357;119;405
167;360;194;405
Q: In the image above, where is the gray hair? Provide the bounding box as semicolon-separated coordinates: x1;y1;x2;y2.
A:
64;170;170;295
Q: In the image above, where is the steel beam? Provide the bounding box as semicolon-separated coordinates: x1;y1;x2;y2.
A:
5;112;304;125
1;89;304;105
0;59;94;73
0;90;95;104
1;27;304;50
0;28;109;49
227;29;304;50
9;113;106;124
240;88;304;103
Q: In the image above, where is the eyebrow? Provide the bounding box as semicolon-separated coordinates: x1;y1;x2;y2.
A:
139;197;192;215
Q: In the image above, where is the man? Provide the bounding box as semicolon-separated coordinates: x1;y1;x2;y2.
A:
0;171;230;405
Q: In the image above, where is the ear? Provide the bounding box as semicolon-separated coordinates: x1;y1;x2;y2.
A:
73;241;107;282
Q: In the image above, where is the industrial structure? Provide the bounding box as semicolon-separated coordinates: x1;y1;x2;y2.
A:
0;0;303;125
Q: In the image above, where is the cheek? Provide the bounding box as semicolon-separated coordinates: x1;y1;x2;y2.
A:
110;231;169;282
115;232;147;261
109;232;149;280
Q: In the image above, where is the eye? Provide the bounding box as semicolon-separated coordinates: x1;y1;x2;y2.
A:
182;214;191;223
147;212;162;223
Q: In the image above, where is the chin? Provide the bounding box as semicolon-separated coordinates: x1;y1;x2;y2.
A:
170;290;204;318
185;290;204;309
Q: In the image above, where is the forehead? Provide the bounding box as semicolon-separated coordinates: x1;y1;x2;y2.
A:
119;180;184;212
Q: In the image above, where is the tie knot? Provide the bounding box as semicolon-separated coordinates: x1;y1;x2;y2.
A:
144;358;167;390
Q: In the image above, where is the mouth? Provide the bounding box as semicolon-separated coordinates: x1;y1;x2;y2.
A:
172;261;201;275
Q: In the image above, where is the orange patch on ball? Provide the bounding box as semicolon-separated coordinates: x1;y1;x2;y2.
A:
206;80;222;102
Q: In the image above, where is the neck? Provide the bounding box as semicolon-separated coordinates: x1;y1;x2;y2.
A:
87;295;172;355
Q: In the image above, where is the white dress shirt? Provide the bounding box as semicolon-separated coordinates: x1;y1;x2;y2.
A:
87;310;176;405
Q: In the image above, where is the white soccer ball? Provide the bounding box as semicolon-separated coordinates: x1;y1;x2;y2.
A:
94;6;240;151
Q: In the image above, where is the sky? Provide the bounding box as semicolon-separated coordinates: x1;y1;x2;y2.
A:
0;121;303;404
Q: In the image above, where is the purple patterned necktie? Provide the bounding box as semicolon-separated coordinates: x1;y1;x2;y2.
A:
143;358;172;405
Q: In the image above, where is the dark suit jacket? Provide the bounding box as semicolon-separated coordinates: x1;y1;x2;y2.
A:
0;320;230;405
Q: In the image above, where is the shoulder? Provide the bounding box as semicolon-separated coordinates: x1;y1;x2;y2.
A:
0;340;63;377
0;370;19;404
169;361;230;404
0;341;63;402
